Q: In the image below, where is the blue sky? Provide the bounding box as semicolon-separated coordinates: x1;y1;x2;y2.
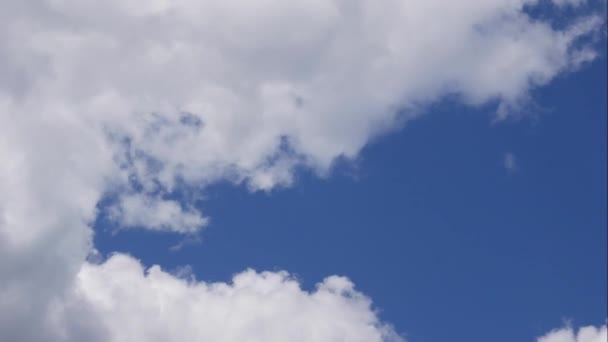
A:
2;1;606;341
95;31;607;342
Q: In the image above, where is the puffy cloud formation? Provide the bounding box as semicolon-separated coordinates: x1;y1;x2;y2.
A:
73;254;402;342
0;0;603;341
538;324;607;342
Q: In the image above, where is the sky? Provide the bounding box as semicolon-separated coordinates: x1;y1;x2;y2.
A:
0;1;607;342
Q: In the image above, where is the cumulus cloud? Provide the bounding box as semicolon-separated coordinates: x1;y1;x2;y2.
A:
73;254;403;342
0;0;604;341
538;324;607;342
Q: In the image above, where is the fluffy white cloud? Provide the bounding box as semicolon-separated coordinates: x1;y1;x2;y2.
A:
3;0;602;202
0;0;604;341
538;324;607;342
71;254;403;342
107;193;207;233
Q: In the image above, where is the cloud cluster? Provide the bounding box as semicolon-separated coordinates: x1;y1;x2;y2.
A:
71;254;403;342
538;324;607;342
0;0;604;341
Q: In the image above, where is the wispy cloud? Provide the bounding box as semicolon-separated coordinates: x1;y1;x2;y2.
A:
504;152;519;173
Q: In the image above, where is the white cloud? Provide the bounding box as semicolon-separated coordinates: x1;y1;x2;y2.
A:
71;254;403;342
108;193;207;233
0;0;604;341
538;324;607;342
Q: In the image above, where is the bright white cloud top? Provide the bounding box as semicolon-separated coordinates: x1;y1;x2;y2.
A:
75;255;402;342
0;0;604;341
538;324;608;342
